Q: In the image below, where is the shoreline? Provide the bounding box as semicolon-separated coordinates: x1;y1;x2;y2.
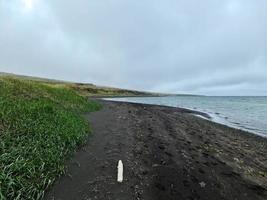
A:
45;99;267;200
103;97;267;138
103;99;266;141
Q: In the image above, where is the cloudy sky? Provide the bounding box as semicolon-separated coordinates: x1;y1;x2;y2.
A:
0;0;266;95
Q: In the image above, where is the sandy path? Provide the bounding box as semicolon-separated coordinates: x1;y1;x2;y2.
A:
45;100;267;200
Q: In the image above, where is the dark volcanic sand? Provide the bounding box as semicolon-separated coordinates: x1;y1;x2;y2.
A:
45;100;267;200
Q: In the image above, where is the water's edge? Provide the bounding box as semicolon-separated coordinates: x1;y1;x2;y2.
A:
104;97;267;138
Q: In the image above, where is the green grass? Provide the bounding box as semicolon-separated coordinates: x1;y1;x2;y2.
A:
0;72;159;97
0;77;101;200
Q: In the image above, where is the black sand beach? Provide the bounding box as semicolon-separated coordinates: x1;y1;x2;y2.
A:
45;100;267;200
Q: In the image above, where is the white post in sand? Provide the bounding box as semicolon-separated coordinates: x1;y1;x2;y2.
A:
117;160;123;183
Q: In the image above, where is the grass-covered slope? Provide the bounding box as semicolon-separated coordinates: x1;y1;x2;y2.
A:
0;72;160;97
0;77;101;200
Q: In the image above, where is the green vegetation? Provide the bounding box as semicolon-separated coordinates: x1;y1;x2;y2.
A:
0;77;101;200
0;72;158;97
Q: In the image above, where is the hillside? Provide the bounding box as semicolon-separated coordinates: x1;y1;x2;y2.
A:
0;76;101;199
0;72;159;97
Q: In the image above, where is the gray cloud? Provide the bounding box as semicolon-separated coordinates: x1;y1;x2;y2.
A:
0;0;267;95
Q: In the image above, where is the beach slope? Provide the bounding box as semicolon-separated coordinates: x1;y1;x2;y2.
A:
45;100;267;200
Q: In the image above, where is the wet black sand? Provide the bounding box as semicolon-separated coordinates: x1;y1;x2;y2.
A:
45;100;267;200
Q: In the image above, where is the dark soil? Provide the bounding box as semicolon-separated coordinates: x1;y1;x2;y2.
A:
45;100;267;200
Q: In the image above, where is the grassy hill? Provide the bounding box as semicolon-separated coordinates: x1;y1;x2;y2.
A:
0;72;158;97
0;76;102;199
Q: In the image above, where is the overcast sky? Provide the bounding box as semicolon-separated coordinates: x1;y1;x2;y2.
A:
0;0;267;95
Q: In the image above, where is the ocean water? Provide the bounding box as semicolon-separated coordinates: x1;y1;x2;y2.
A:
105;96;267;137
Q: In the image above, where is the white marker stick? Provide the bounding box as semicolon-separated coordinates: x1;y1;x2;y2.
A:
117;160;123;183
